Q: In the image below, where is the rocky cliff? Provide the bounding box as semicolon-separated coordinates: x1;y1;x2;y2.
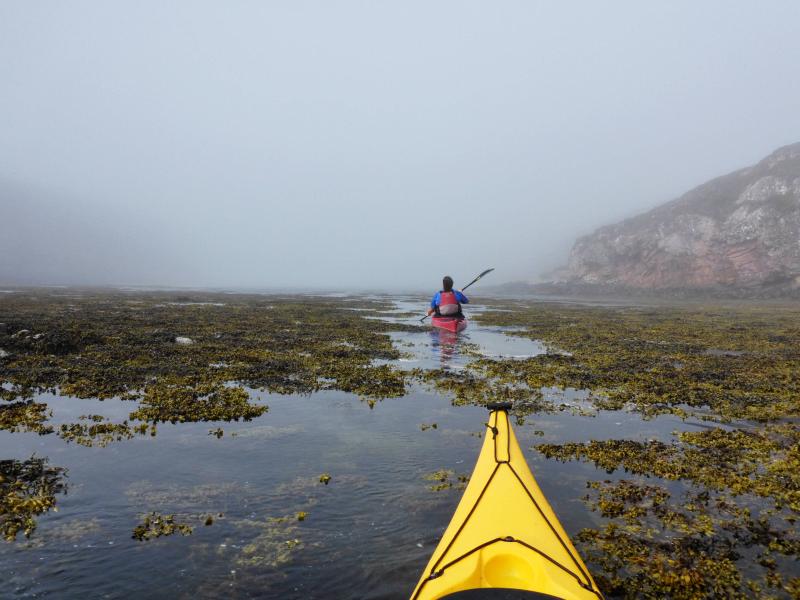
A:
554;142;800;294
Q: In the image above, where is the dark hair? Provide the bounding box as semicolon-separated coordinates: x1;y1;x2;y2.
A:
442;276;454;291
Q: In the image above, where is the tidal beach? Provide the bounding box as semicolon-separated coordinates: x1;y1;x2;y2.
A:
1;290;798;598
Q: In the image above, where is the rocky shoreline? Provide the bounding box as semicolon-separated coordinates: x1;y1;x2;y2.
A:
491;280;800;301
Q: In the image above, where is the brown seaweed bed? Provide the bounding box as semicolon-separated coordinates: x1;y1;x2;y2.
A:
1;290;799;598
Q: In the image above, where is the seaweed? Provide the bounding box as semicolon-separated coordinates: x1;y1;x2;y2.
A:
577;480;800;598
125;480;242;510
539;425;800;598
18;517;103;549
4;290;800;594
474;303;800;421
1;456;67;541
128;379;266;423
0;291;414;414
537;423;800;510
422;469;469;492
132;512;193;541
59;417;153;447
233;518;303;568
0;401;53;435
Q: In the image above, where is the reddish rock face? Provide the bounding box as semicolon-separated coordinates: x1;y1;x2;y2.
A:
557;143;800;292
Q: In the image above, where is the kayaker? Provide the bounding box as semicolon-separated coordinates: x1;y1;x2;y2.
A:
426;276;469;318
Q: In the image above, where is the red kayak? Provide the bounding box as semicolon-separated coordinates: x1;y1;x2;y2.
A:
431;315;467;333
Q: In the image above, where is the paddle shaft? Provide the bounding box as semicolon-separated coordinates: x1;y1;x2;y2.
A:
461;270;491;292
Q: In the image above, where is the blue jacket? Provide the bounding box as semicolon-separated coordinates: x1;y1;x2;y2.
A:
430;290;469;309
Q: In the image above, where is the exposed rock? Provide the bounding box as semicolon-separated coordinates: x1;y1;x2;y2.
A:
34;331;89;355
0;349;9;358
552;142;800;295
175;337;194;345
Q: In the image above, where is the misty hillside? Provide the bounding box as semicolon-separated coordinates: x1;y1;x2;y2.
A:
548;142;800;295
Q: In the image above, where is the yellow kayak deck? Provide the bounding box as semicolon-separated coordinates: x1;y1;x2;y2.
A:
410;404;603;600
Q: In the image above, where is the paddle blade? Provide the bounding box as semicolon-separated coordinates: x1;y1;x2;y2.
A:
462;268;495;291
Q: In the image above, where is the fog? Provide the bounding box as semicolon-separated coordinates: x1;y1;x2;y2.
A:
2;1;799;291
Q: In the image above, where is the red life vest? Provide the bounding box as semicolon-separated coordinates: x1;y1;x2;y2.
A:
437;291;461;316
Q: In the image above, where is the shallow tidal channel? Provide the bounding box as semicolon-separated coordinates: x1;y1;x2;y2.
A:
1;291;798;598
3;384;680;599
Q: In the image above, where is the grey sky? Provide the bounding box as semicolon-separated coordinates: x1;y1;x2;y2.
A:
2;1;799;290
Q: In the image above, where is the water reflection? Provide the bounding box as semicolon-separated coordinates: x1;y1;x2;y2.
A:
429;329;461;369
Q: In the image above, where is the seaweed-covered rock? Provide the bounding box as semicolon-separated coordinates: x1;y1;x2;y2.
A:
0;292;413;403
129;379;266;423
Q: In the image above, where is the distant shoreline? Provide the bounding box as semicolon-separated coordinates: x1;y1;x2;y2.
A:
485;280;800;302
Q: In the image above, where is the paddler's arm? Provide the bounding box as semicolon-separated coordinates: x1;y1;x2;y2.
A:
455;290;469;304
427;292;440;317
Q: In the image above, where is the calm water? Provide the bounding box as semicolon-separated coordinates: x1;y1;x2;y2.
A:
0;298;701;599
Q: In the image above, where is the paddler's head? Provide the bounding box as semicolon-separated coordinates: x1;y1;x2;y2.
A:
442;276;453;292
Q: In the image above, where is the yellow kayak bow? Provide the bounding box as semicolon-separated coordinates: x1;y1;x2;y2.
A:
410;403;603;600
